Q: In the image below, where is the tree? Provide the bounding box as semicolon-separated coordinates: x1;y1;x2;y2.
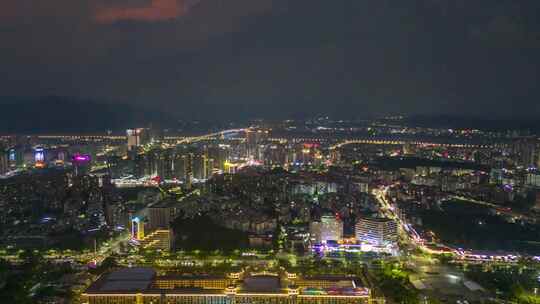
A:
20;250;44;273
90;256;118;275
375;263;419;304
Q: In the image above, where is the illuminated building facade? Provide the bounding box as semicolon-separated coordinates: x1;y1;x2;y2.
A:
72;153;91;176
245;128;269;159
183;153;193;189
526;172;540;188
355;217;397;246
154;275;231;290
127;128;149;152
321;215;343;243
263;143;289;167
131;216;145;240
133;199;179;251
8;147;22;168
309;221;322;244
139;229;174;251
83;268;370;304
195;154;215;180
34;147;45;163
206;144;230;171
310;215;343;244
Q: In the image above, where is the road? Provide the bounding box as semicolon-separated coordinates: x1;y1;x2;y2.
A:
372;187;422;245
373;186;492;302
408;254;489;302
175;128;246;145
449;195;537;223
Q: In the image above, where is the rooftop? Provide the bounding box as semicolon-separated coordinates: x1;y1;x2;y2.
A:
241;275;282;293
156;274;227;280
86;268;156;293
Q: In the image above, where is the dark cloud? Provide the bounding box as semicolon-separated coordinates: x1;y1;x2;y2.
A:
0;0;539;120
94;0;187;23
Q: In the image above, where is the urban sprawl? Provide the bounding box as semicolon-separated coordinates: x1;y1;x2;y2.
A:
1;117;540;304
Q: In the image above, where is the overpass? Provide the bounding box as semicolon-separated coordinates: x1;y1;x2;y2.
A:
173;128;246;145
329;139;504;150
0;129;246;143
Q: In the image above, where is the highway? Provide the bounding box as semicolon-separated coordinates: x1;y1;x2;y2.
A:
449;195;537;223
175;128;246;145
372;186;422;245
373;187;493;302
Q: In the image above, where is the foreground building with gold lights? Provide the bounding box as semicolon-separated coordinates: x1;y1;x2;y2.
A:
83;267;373;304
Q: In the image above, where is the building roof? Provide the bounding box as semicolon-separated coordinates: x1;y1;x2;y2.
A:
107;267;156;281
357;217;394;223
156;274;227;280
100;280;151;292
464;280;485;292
86;268;156;293
241;275;282;292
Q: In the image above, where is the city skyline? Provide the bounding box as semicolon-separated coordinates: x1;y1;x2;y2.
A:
2;1;540;304
2;122;540;303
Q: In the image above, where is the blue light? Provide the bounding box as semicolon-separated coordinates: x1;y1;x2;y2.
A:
9;149;16;161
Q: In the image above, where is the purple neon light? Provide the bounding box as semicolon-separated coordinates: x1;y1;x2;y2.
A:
72;154;91;162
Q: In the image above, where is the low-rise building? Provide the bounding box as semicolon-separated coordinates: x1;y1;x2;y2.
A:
83;268;371;304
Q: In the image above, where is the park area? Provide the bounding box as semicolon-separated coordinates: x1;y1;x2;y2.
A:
418;199;540;254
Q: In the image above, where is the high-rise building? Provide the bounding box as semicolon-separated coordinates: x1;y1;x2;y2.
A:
127;128;149;151
309;221;322;244
512;137;538;168
148;200;179;231
8;147;23;168
355;217;397;246
104;201;127;229
160;149;174;179
264;143;288;167
526;172;540;188
207;144;230;171
34;147;45;163
0;145;8;174
356;182;369;193
245;128;269;159
139;229;174;251
131;216;145;240
205;157;215;179
72;154;92;176
192;153;205;180
310;215;343;244
321;215;343;242
172;150;184;179
142;202;178;251
183;153;193;189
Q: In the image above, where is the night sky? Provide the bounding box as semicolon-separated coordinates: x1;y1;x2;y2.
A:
1;0;540;120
